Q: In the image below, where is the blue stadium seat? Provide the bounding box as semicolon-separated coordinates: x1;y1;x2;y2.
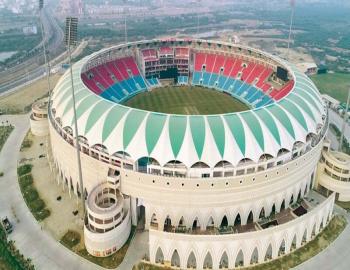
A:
230;80;243;93
223;78;236;91
134;76;147;89
243;87;259;100
249;91;265;104
235;82;250;96
217;76;228;90
208;74;219;88
202;72;211;86
120;80;134;94
255;96;272;108
192;71;202;85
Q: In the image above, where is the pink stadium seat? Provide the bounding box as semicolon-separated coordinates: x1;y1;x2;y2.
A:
123;56;140;76
255;67;273;88
195;53;206;71
105;61;124;81
241;62;256;82
212;55;226;74
96;65;114;86
273;80;295;100
245;64;265;84
205;54;216;73
114;58;130;79
222;57;235;76
81;73;102;95
229;59;243;78
89;68;109;89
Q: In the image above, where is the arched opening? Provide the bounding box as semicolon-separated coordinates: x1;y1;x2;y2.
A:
220;251;229;268
250;246;259;265
312;222;316;237
304;184;308;196
271;203;276;215
155;246;164;264
278;239;286;256
164;215;172;232
192;217;200;230
234;213;241;226
302;228;307;243
164;160;187;177
281;199;286;211
150;213;158;229
76;182;81;197
190;161;210;169
259;207;265;218
277;148;290;157
187;251;196;269
235;249;244;267
297;189;302;201
291;233;297;250
171;249;180;267
178;216;186;228
203;252;213;269
220;215;228;227
206;216;214;230
265;243;273;261
289;194;294;205
247;210;254;224
84;188;88;200
70;178;73;191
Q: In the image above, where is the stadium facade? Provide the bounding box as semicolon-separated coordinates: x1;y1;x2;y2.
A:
46;39;334;269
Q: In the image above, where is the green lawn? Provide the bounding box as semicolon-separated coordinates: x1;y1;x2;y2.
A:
310;73;350;104
123;86;249;115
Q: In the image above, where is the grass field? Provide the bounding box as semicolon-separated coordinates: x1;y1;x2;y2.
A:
123;86;249;115
0;73;62;114
310;73;350;104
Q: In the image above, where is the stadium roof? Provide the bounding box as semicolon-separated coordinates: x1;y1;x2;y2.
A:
51;42;326;169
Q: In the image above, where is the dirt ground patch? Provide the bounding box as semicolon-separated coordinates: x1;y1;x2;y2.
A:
0;73;62;114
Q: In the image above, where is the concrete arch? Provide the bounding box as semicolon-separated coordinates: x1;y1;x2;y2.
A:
167;241;183;265
262;236;277;260
217;243;232;269
217;207;231;227
233;242;248;267
201;243;217;269
248;239;263;264
184;245;200;269
258;200;268;218
277;232;288;256
151;238;167;264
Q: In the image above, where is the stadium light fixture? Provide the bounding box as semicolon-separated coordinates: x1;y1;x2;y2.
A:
339;86;350;152
287;0;296;60
123;0;128;43
197;0;201;38
65;17;86;218
39;0;51;96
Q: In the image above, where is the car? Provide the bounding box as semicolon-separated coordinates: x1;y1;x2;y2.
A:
2;216;12;234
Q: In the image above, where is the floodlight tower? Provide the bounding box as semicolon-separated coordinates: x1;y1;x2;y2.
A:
65;17;85;217
287;0;296;60
123;0;128;43
197;0;201;38
39;0;51;95
339;86;350;152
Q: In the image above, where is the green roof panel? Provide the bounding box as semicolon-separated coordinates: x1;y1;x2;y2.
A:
255;109;281;146
268;105;295;139
223;114;245;155
123;110;148;149
102;105;130;143
189;116;206;159
207;116;225;157
278;99;308;131
169;115;187;158
240;112;264;150
85;100;114;135
145;113;167;155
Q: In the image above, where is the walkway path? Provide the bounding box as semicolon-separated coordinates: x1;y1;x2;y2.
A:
0;114;99;270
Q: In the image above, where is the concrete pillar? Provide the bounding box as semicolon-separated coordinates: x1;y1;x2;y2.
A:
130;196;138;226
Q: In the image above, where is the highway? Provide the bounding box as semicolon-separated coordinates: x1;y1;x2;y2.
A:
0;0;64;94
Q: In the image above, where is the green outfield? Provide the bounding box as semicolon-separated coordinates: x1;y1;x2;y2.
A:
123;86;249;115
310;73;350;104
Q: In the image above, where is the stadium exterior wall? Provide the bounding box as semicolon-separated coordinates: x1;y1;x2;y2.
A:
149;193;334;269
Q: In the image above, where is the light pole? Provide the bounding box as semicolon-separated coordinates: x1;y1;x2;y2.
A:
287;0;295;60
65;17;85;218
197;0;201;38
39;0;51;96
123;0;128;43
339;86;350;152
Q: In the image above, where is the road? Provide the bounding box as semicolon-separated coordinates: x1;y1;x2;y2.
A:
0;0;64;94
328;109;350;143
0;114;99;270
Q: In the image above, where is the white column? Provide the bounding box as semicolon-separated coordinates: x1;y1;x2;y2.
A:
130;196;138;226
